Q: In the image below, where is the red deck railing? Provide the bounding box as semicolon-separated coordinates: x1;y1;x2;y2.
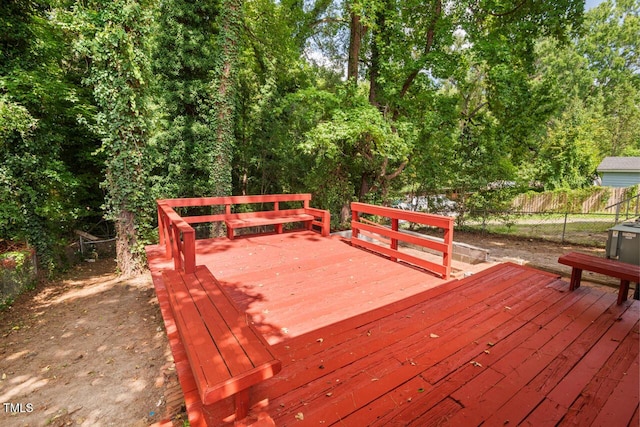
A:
157;201;196;273
351;202;454;279
156;194;330;273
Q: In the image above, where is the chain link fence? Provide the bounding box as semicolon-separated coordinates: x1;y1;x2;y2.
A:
459;211;631;247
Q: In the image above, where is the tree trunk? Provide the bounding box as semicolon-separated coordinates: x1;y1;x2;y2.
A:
348;11;364;81
211;0;242;198
115;209;145;277
210;0;242;236
340;202;351;225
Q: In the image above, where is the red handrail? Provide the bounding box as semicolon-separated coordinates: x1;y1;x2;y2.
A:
157;202;196;273
351;202;454;279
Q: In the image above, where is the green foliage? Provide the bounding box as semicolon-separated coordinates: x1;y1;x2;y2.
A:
3;0;636;275
0;1;101;272
0;249;37;310
529;0;640;188
149;0;224;198
150;0;240;211
300;84;414;222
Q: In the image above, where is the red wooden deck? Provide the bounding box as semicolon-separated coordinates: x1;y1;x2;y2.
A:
146;231;639;426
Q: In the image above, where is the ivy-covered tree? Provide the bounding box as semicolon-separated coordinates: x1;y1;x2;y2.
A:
72;0;154;276
150;0;231;198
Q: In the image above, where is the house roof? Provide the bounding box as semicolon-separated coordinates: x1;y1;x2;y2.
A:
597;156;640;172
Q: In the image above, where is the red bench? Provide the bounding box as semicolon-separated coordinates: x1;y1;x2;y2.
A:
558;252;640;305
223;195;329;240
162;266;281;422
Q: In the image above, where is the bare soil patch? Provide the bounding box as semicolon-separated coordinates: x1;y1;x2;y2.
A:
0;233;624;427
0;259;182;427
452;230;621;289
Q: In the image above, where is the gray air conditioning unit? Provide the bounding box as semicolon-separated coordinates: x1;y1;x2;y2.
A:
606;219;640;266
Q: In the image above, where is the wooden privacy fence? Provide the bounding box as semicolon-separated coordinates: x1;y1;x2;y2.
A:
157;194;330;273
351;202;454;279
511;187;636;214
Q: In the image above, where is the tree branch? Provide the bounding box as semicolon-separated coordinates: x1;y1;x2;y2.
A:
487;0;528;17
399;0;442;99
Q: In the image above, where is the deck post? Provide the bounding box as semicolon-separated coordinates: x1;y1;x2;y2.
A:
390;218;399;262
352;207;360;240
171;226;182;271
569;267;582;291
234;388;250;421
443;223;453;279
182;229;196;274
158;204;165;247
322;209;330;236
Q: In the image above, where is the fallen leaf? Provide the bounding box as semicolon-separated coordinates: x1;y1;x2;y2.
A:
317;338;324;343
430;333;439;338
295;412;304;421
484;350;491;354
470;361;483;367
326;392;333;397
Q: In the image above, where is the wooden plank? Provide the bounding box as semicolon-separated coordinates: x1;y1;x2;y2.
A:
264;266;514;403
528;301;638;420
559;307;639;426
483;300;636;426
269;264;516;362
164;271;232;394
225;209;309;221
226;213;313;227
193;267;279;369
407;397;463;427
74;229;100;241
366;280;580;425
447;289;617;426
267;266;547;423
353;220;449;254
159;193;312;207
592;335;639;426
352;201;453;230
373;280;594;426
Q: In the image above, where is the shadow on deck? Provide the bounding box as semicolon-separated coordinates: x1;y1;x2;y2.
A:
146;231;639;426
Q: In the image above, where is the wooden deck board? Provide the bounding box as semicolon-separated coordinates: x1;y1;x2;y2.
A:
146;231;640;426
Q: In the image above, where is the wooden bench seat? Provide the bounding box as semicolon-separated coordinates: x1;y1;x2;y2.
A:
162;265;281;421
225;211;315;239
558;252;640;305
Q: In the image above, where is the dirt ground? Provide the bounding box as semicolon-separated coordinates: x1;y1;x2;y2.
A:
452;231;620;288
0;232;623;427
0;259;182;427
